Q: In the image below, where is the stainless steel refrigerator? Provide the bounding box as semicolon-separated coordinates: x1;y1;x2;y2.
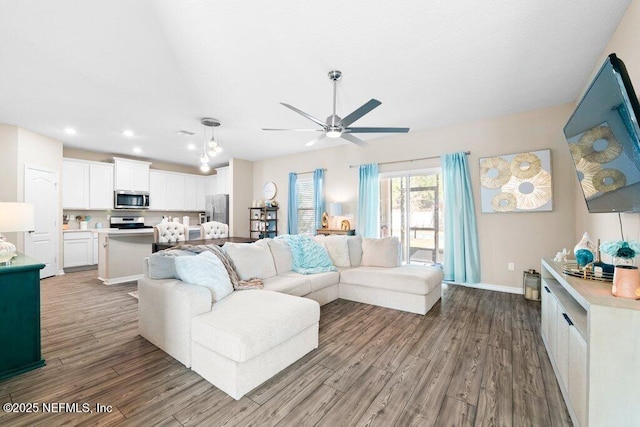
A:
205;194;229;224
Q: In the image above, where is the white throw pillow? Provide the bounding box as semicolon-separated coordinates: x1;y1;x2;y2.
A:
347;236;363;267
267;238;293;273
361;236;401;268
223;240;278;280
314;235;350;267
174;252;233;302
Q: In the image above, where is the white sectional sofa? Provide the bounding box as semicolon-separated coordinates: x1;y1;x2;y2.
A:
138;235;443;400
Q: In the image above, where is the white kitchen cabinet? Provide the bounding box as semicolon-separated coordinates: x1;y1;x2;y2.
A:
92;234;99;265
114;157;151;192
149;171;167;210
206;175;218;196
166;173;185;211
63;159;114;210
88;163;114;209
63;231;93;268
196;176;206;211
62;160;89;209
184;175;198;211
215;166;229;194
541;258;640;427
149;170;206;212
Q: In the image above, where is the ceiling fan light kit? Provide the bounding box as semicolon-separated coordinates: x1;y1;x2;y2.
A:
263;70;409;147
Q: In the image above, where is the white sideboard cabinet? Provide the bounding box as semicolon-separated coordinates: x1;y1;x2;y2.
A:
540;258;640;427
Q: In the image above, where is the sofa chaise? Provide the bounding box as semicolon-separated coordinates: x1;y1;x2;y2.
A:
138;235;443;400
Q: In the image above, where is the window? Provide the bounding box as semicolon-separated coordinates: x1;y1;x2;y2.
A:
379;169;444;265
297;177;315;235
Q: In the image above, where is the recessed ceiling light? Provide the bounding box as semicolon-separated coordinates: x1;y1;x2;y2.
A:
123;130;134;138
187;143;196;151
64;127;77;135
132;147;142;154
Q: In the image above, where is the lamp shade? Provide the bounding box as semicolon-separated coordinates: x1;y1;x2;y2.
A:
329;202;343;216
0;202;35;232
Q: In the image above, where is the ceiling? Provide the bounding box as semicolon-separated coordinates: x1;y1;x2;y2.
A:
0;0;631;169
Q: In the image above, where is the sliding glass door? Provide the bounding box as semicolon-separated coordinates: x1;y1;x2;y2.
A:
379;170;444;265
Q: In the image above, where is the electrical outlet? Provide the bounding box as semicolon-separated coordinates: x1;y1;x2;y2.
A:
508;262;515;271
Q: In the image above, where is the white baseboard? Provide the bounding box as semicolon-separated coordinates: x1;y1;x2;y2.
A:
444;281;523;295
98;274;143;286
57;270;65;276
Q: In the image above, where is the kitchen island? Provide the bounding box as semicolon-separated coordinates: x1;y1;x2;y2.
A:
97;228;154;285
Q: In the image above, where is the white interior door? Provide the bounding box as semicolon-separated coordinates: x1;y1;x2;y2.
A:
24;166;58;278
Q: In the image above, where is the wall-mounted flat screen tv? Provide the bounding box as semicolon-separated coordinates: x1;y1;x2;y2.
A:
564;53;640;213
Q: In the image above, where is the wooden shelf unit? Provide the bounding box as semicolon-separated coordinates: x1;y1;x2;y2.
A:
249;207;278;239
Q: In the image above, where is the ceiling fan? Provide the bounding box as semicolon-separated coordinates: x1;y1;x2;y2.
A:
262;70;409;147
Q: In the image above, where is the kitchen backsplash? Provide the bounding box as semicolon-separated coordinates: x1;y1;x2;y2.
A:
62;210;202;230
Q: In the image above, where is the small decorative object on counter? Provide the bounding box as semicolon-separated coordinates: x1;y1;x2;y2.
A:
321;212;329;229
523;269;541;301
574;232;595;267
601;239;640;299
341;219;351;231
553;248;570;263
76;215;91;230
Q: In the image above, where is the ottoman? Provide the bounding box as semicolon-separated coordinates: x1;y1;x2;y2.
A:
190;289;320;400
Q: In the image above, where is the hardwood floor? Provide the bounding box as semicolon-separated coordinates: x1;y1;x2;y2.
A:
0;270;572;426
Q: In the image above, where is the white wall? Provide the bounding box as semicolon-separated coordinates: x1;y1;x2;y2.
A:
253;103;577;290
574;0;640;257
230;158;254;237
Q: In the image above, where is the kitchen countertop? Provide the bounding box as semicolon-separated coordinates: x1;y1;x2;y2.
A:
97;228;154;235
64;224;202;234
63;228;116;233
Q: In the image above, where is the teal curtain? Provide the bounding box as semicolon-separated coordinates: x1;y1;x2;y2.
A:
441;152;481;283
287;172;298;234
357;163;379;237
313;169;325;232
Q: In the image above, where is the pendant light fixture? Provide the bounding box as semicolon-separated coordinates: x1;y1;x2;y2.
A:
199;117;221;173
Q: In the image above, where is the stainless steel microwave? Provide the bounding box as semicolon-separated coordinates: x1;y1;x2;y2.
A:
114;190;150;209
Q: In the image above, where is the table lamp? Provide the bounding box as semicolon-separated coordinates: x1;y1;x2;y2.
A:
329;202;343;229
0;202;35;264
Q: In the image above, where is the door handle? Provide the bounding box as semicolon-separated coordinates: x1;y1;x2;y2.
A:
562;313;573;326
544;286;551;293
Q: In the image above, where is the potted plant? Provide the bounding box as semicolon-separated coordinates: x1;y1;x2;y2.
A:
600;240;640;299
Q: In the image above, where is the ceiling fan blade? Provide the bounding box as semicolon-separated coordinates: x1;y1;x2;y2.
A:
345;126;410;133
341;133;369;147
280;103;327;128
262;128;324;132
305;134;327;147
339;99;382;127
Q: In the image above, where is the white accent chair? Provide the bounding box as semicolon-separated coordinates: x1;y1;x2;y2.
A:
153;222;189;243
200;221;229;239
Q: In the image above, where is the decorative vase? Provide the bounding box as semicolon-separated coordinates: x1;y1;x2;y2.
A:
612;265;640;299
574;232;595;268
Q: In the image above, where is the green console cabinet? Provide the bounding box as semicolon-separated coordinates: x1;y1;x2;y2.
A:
0;253;45;380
